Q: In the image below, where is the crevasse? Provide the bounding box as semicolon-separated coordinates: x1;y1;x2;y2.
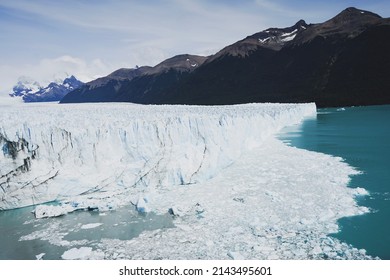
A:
0;102;316;210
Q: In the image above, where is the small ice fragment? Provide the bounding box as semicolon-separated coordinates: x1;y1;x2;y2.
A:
35;253;45;260
354;187;369;196
81;223;103;229
61;247;93;260
136;197;150;213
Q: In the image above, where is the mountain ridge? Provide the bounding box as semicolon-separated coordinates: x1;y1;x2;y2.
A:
61;7;390;107
10;75;84;102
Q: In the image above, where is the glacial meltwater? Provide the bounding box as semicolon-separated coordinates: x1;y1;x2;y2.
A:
278;105;390;259
0;205;174;259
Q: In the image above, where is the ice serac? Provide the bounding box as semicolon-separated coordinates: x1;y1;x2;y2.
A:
0;103;316;210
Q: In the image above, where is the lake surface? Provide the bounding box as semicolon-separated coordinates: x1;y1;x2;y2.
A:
278;105;390;259
0;204;174;260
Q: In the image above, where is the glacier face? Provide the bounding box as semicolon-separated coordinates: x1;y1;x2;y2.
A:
0;102;316;210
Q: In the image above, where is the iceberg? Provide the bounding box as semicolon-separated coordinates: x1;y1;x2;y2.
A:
34;204;72;218
135;196;150;213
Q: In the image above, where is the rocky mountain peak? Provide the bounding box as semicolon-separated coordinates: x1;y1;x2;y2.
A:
333;7;381;22
10;76;83;102
149;54;208;74
60;7;390;108
210;19;309;61
293;7;384;44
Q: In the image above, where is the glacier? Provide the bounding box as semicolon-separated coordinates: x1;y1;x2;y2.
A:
0;102;372;259
0;102;315;210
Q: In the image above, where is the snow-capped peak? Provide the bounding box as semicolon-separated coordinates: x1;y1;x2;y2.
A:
9;75;84;102
11;76;42;97
255;20;308;48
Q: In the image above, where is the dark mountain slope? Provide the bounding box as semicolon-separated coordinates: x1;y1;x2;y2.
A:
163;8;390;107
61;55;206;103
61;7;390;107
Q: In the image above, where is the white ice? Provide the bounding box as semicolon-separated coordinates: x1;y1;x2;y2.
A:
61;247;103;260
2;102;372;259
35;253;45;260
0;102;315;210
34;204;73;218
80;223;103;229
93;138;369;259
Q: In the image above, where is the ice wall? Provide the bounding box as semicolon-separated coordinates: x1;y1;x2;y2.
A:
0;103;316;210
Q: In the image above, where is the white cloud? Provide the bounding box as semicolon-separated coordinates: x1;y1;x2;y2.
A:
37;56;108;82
0;56;113;97
1;0;389;104
0;46;177;100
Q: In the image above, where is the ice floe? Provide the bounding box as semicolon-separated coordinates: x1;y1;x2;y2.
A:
61;247;103;260
80;223;103;230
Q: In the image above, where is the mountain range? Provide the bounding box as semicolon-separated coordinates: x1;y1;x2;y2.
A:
10;75;83;102
61;7;390;107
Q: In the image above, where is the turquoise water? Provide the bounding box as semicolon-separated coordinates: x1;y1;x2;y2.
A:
0;205;174;259
278;105;390;259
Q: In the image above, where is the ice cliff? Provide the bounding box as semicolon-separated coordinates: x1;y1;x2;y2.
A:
0;102;316;210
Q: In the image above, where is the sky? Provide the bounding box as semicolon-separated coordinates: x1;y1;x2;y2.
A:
1;0;389;96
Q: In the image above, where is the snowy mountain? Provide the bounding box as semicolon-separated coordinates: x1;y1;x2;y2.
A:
10;75;83;102
61;7;390;107
209;19;309;61
10;76;42;98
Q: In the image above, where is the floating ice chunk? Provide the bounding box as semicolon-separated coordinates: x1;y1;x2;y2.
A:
353;187;369;196
80;223;103;229
35;253;45;260
34;204;72;218
61;247;93;260
33;198;117;219
136;197;150;213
